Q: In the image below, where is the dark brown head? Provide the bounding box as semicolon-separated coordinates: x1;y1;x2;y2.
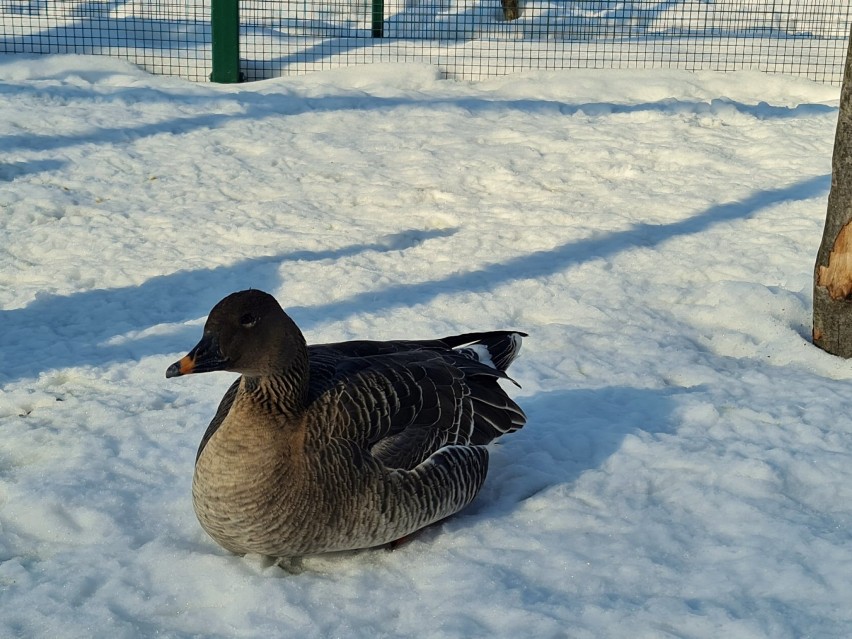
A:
166;289;306;379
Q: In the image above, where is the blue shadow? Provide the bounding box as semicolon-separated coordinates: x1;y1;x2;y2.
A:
0;175;826;385
288;174;829;326
0;90;835;155
469;385;688;516
0;228;456;384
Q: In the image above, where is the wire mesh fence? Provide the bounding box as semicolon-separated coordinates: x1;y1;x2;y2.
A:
240;0;852;83
0;1;212;81
1;1;850;84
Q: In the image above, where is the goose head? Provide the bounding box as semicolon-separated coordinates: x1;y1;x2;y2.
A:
166;289;306;379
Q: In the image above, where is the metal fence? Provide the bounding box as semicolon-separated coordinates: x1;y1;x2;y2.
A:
1;1;850;84
0;2;212;81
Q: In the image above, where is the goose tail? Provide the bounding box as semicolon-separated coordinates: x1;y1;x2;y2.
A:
442;330;526;373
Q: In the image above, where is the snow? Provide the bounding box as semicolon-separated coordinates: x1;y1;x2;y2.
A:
2;51;852;637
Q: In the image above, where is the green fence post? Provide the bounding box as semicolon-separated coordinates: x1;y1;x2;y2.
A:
372;0;384;38
211;0;241;83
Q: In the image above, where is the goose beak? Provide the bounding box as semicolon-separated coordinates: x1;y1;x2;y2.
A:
166;334;228;378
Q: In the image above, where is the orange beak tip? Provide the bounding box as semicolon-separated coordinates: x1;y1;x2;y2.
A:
166;354;195;379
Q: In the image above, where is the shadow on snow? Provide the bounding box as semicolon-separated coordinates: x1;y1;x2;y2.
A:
0;89;835;155
0;174;826;384
470;385;686;515
0;228;455;384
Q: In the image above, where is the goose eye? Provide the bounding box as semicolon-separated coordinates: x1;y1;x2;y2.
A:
240;313;258;328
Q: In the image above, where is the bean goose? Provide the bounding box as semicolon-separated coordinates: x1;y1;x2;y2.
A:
166;289;526;560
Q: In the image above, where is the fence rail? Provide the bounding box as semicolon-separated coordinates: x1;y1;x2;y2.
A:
1;1;850;84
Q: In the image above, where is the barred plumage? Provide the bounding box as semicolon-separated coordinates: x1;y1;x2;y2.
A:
166;289;526;559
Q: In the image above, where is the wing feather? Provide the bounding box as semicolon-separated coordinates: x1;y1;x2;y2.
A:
305;343;525;470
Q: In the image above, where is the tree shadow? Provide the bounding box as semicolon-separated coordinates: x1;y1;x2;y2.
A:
2;174;825;387
0;159;66;181
287;173;828;326
1;87;833;156
1;173;826;385
0;228;456;384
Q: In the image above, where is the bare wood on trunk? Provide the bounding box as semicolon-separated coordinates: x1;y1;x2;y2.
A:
813;25;852;355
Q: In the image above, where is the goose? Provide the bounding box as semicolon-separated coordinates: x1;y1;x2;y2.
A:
166;289;526;561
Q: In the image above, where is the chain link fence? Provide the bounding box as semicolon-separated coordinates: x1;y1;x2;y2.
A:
1;1;850;84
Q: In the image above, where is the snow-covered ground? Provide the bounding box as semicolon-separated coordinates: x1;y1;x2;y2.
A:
2;52;852;637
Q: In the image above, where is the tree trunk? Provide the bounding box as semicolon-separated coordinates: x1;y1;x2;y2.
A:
501;0;519;21
813;26;852;356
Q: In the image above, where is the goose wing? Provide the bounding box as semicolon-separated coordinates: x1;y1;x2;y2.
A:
307;347;525;470
308;330;525;374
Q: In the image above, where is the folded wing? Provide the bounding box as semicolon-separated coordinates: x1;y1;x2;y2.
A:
307;331;526;470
